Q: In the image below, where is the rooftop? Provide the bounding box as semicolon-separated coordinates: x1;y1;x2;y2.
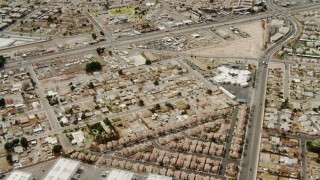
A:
42;158;80;180
105;169;134;180
6;171;33;180
146;173;172;180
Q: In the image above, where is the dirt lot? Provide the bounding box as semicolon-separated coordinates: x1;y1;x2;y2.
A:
186;20;264;58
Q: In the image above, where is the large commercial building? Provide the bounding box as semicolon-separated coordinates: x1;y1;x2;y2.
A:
6;171;33;180
105;169;134;180
42;158;80;180
146;173;172;180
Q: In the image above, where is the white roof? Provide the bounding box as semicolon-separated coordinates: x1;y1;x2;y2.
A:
213;66;251;85
130;55;146;67
42;158;80;180
45;137;58;145
0;38;15;48
146;174;172;180
6;171;32;180
106;169;134;180
71;131;85;144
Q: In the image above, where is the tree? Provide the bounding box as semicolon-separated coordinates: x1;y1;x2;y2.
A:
85;61;102;73
6;154;12;163
100;31;105;36
154;80;159;86
4;142;13;151
165;102;174;110
145;60;152;65
108;50;113;56
12;139;20;145
20;137;28;148
206;89;213;95
96;47;105;55
281;98;289;109
52;144;62;154
92;33;97;40
138;99;144;106
47;15;54;23
154;104;160;110
0;55;6;68
118;69;123;75
88;82;95;89
0;98;5;107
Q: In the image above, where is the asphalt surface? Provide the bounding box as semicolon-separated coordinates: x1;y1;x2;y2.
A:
240;1;304;179
3;3;320;69
1;2;319;179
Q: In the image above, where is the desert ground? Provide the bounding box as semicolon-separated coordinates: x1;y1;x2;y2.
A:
186;20;264;58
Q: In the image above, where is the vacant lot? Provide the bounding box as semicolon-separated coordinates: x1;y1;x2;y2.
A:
186;20;264;58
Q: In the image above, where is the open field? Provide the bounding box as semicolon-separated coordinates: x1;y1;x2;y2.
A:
186;20;264;58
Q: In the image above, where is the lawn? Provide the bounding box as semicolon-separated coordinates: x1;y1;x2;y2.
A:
109;7;135;16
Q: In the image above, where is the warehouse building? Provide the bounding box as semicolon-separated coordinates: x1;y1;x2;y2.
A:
146;173;172;180
42;158;80;180
105;169;134;180
6;171;33;180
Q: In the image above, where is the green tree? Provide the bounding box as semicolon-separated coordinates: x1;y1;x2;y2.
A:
12;139;20;145
154;80;159;86
85;61;102;73
47;15;53;23
6;154;12;163
108;50;113;56
100;31;104;36
154;104;160;110
206;89;213;95
145;60;152;65
4;142;13;151
165;102;174;110
52;144;62;154
92;33;97;40
0;98;5;107
96;47;105;55
118;69;123;75
0;55;6;68
88;82;95;89
281;98;289;109
20;137;28;148
138;99;144;106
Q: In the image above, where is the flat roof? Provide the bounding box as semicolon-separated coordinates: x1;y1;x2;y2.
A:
6;171;33;180
0;38;15;48
146;174;172;180
106;169;134;180
42;158;80;180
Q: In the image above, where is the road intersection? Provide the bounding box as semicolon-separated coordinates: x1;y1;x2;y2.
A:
1;1;319;179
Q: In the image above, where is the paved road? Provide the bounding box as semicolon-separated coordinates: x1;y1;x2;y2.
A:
25;93;188;141
26;65;60;130
284;63;290;99
241;0;303;179
3;3;320;69
178;59;219;91
83;9;113;40
220;108;240;176
1;0;55;33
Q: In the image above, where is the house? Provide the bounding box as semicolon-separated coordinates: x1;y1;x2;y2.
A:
45;137;58;145
4;132;13;140
112;15;128;24
14;146;24;154
134;20;158;33
33;124;43;133
71;131;85;145
6;99;14;107
12;155;19;163
8;108;17;115
20;116;30;124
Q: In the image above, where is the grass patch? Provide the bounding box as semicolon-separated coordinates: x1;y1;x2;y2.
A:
109;7;135;16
